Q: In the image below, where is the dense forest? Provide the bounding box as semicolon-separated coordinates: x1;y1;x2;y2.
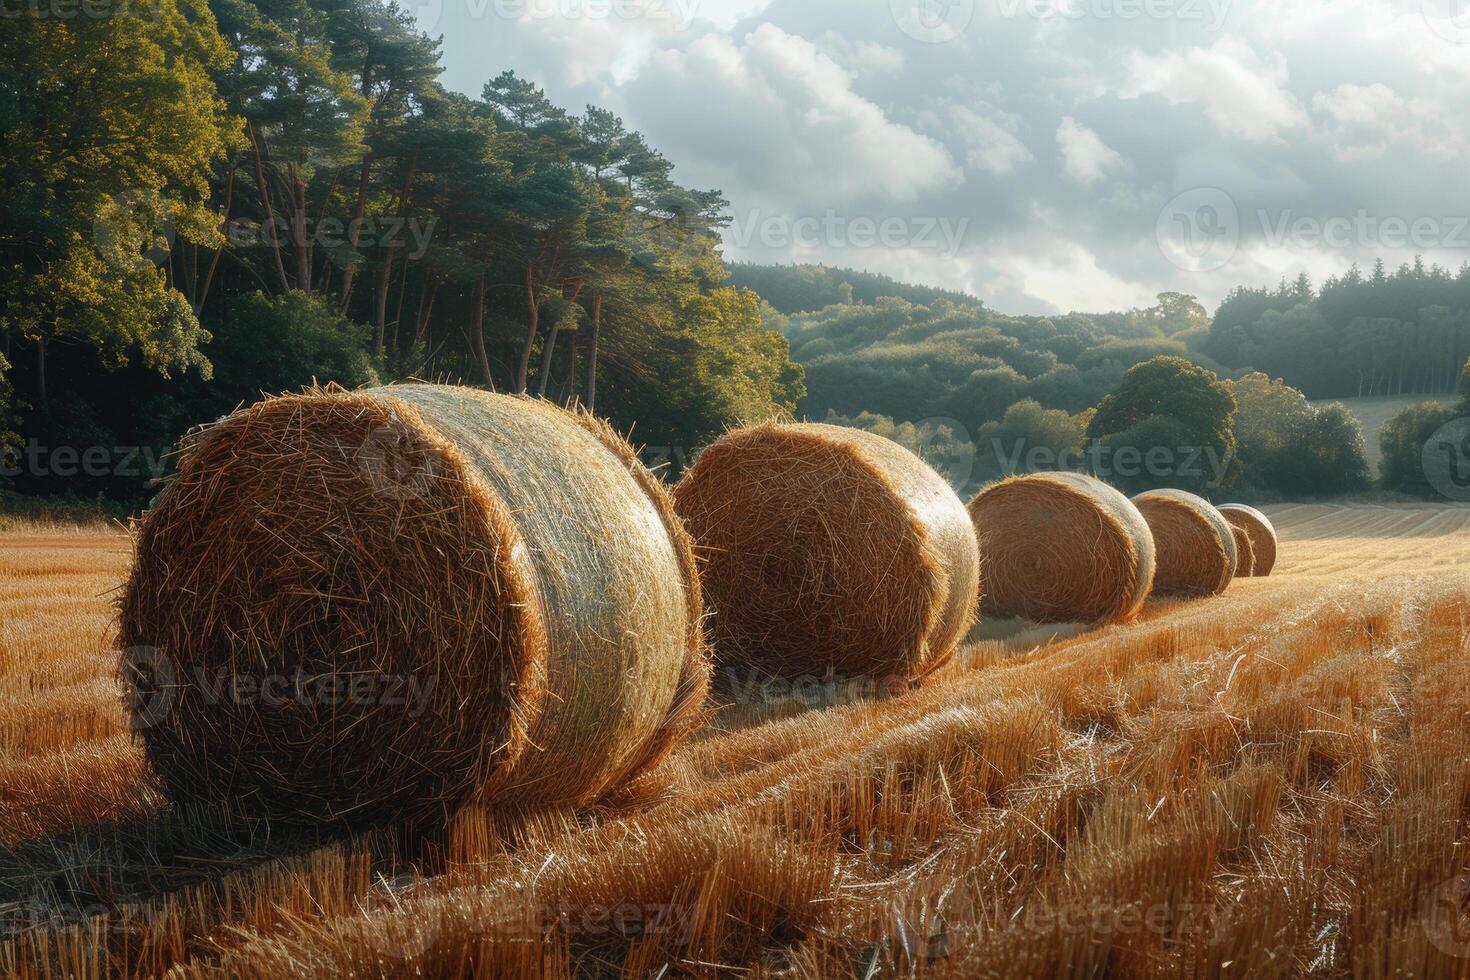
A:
1206;260;1470;399
0;0;803;504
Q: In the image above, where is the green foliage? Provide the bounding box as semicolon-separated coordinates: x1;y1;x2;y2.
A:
1230;372;1370;496
1087;356;1240;493
1379;401;1457;497
0;0;239;383
973;399;1086;486
823;410;976;493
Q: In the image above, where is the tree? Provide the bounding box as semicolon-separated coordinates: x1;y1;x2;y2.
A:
1379;402;1456;497
1141;292;1209;335
1087;355;1239;492
0;0;239;412
1230;372;1370;496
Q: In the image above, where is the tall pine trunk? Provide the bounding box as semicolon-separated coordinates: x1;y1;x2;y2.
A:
586;293;602;413
515;262;540;393
373;152;418;354
469;272;494;388
247;121;290;294
339;153;372;314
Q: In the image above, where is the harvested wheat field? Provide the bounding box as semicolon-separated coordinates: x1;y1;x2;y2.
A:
5;503;1470;978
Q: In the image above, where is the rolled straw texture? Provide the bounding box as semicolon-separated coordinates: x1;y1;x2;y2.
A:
671;422;979;682
1130;488;1237;598
967;471;1155;625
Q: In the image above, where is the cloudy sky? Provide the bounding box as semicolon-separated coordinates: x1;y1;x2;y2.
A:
409;0;1470;314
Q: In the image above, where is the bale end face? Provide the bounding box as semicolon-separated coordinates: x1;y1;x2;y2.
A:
1131;489;1237;598
967;471;1155;625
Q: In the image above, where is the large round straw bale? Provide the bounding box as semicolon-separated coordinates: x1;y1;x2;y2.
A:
1130;489;1237;598
671;422;979;683
1218;504;1277;577
119;384;707;827
967;471;1155;625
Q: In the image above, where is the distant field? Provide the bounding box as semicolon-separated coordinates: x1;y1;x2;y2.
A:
1312;394;1439;473
5;507;1470;976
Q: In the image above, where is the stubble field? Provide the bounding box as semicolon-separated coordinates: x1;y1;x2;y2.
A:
3;504;1470;978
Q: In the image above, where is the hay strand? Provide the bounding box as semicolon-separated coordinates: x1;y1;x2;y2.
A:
1130;489;1237;598
672;422;980;683
119;384;706;827
967;471;1155;625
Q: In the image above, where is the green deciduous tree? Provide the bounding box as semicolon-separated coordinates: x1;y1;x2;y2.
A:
1087;355;1240;492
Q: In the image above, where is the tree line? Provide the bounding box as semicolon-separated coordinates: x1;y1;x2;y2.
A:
1206;259;1470;398
0;0;804;504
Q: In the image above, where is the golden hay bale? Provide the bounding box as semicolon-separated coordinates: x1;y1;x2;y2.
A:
967;471;1155;625
1218;504;1278;577
1130;489;1238;598
1227;521;1255;578
119;384;707;827
671;422;979;683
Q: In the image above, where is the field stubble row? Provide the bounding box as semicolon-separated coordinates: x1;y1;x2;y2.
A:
1;505;1469;976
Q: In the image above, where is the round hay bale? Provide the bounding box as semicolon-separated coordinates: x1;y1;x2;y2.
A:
1130;489;1237;598
967;471;1155;625
119;384;707;827
1218;504;1277;577
671;422;979;683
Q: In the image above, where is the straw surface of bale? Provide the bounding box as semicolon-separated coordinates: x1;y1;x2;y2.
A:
967;471;1155;625
1218;504;1278;577
119;384;707;827
1227;522;1256;578
672;422;979;682
1130;489;1238;598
